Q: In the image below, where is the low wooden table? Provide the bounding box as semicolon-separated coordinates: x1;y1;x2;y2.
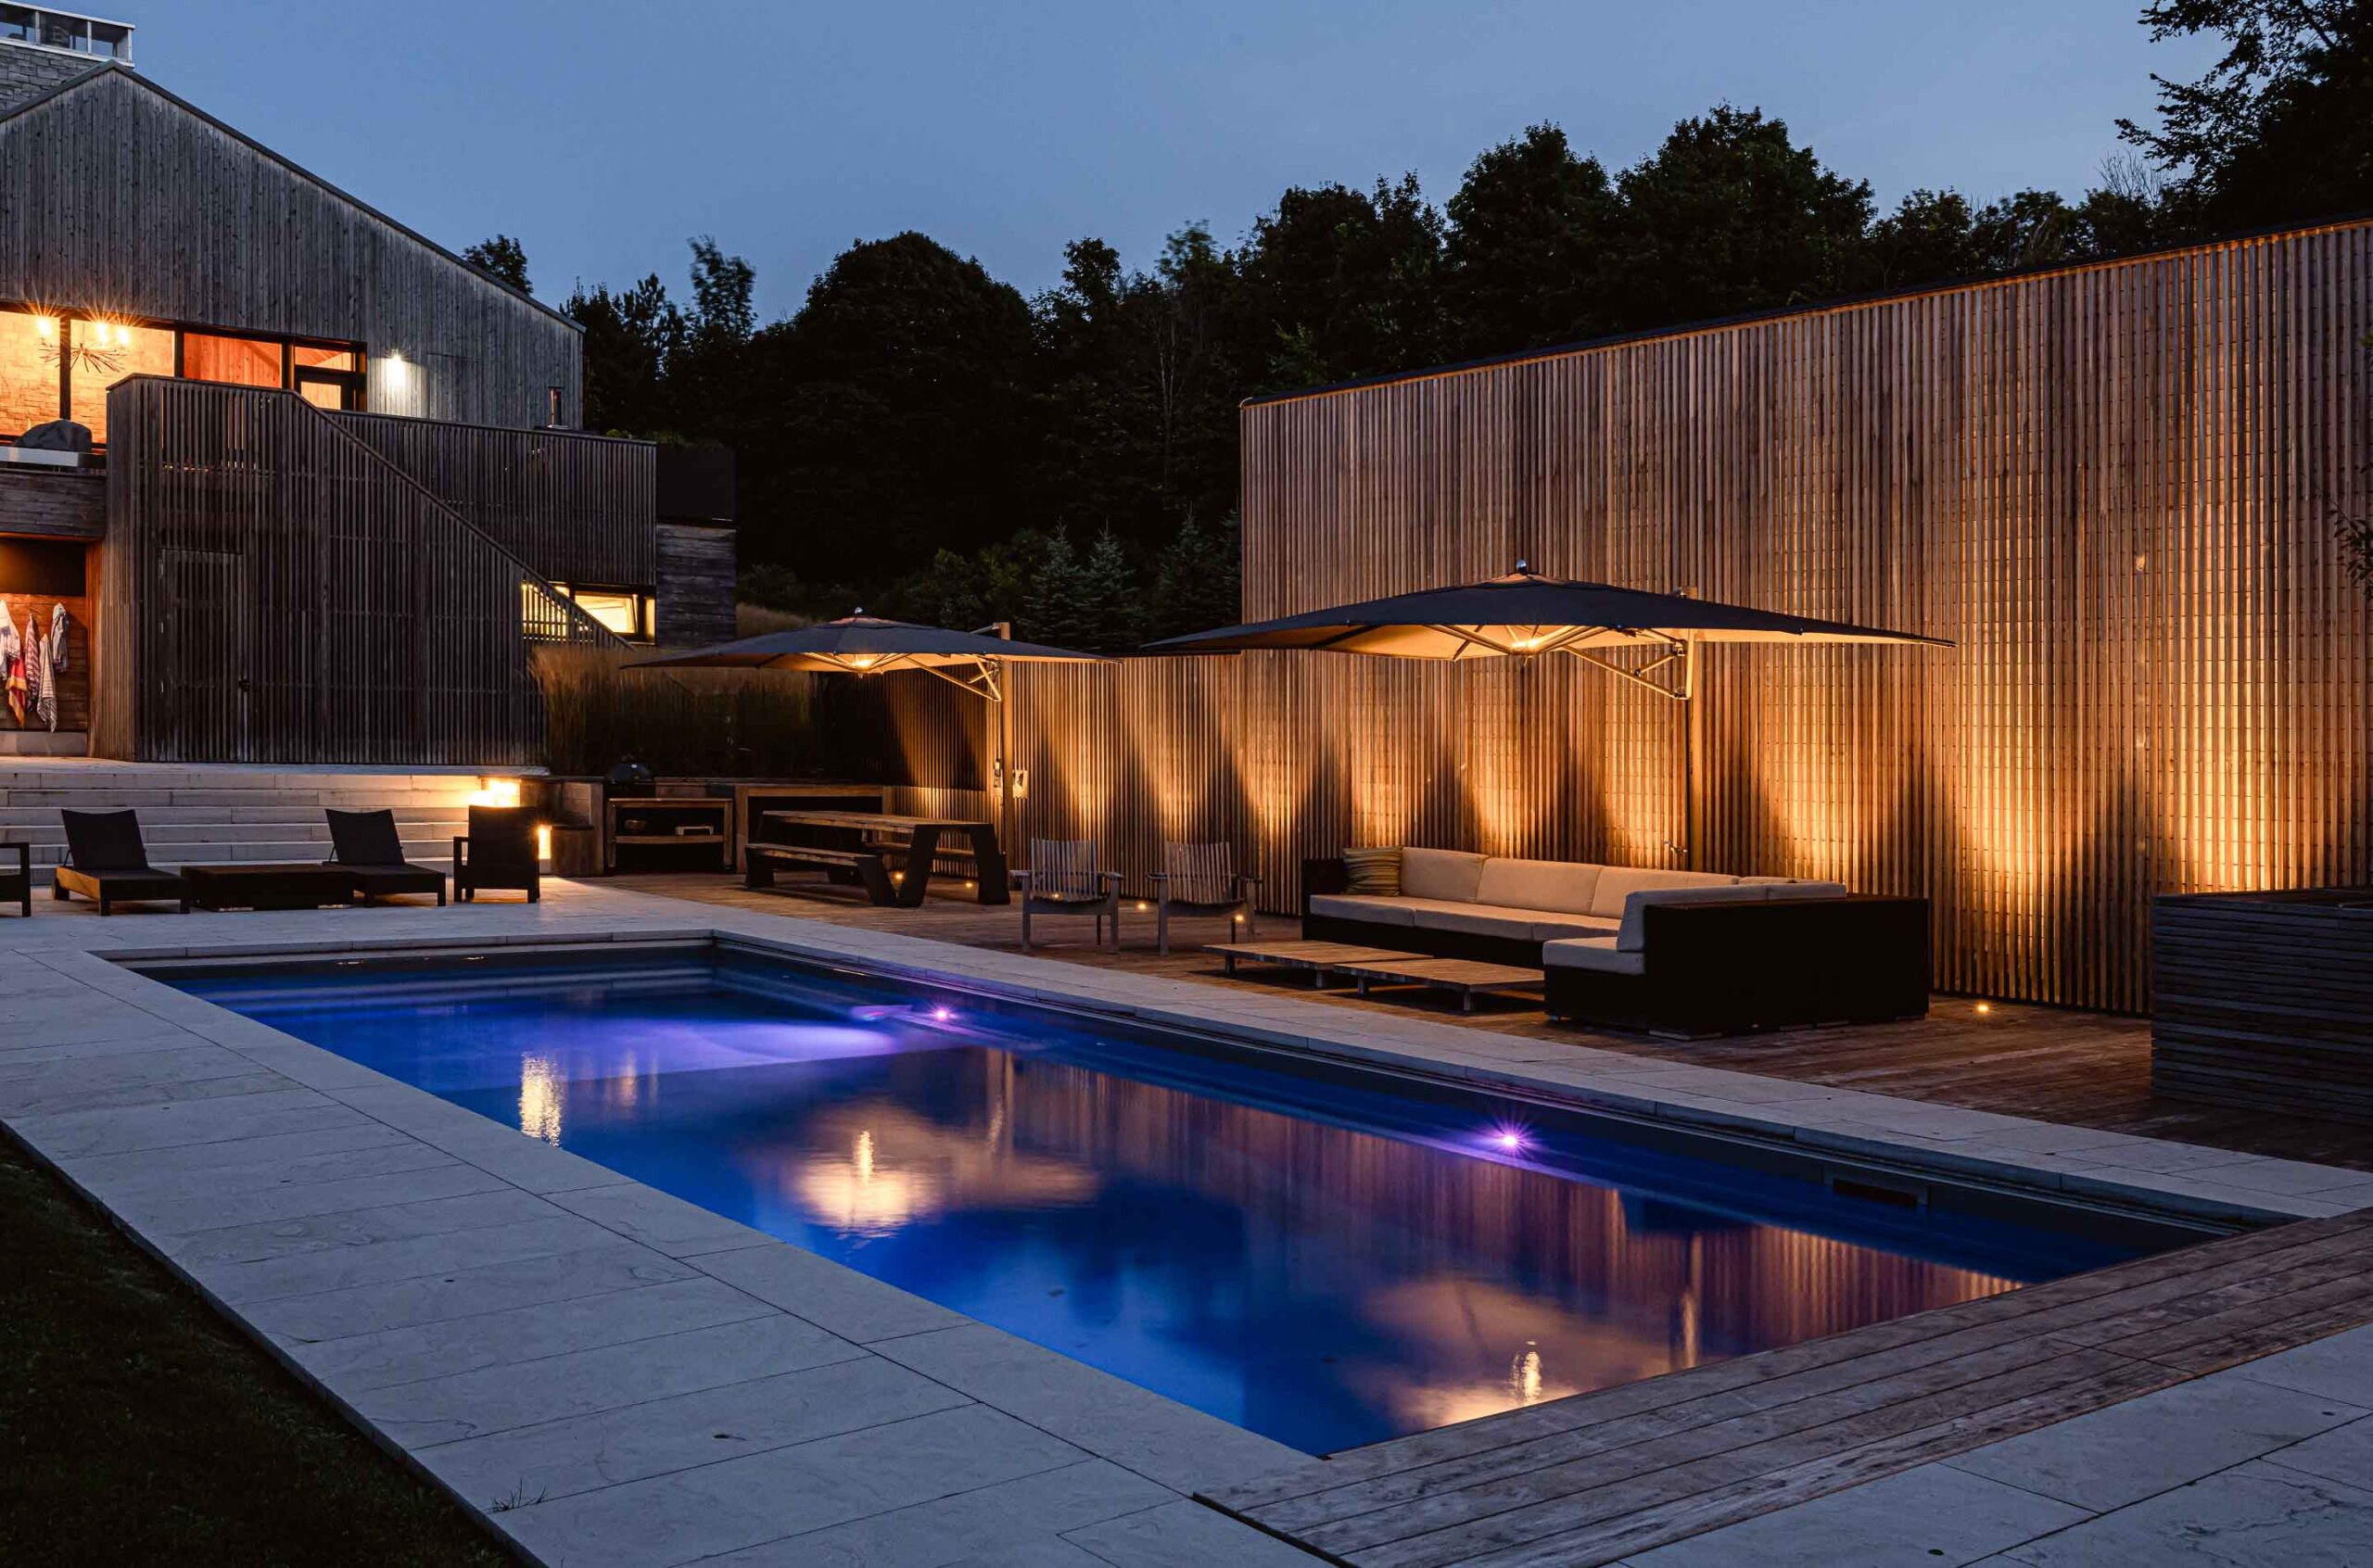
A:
1202;941;1419;987
1332;955;1546;1013
183;863;358;912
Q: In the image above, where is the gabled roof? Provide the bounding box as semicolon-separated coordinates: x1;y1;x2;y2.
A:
0;59;579;333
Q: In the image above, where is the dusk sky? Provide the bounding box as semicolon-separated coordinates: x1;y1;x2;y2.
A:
137;2;2214;319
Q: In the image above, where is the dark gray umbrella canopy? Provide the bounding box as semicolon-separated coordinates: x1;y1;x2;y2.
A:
629;614;1105;676
1145;569;1948;659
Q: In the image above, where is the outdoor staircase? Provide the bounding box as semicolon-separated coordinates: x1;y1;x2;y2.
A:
0;762;489;883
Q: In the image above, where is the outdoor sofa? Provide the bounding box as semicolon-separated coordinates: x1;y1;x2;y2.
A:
1301;847;1927;1036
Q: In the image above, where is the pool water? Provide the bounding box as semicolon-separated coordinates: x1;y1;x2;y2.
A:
171;950;2176;1455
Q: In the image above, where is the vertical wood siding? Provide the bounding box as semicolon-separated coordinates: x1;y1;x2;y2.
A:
102;378;615;765
884;220;2373;1015
336;411;656;588
0;69;581;430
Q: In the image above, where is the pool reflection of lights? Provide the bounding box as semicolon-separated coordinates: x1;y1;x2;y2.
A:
1489;1125;1530;1154
931;1005;954;1022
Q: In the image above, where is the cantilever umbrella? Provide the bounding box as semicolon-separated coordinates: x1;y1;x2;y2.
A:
1146;564;1948;861
628;613;1109;841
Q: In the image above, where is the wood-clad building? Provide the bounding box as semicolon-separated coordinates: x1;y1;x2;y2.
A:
892;217;2373;1016
0;15;734;760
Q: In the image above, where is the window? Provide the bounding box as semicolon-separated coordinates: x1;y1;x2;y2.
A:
0;302;369;442
0;310;59;438
183;332;283;388
545;583;652;640
67;318;173;444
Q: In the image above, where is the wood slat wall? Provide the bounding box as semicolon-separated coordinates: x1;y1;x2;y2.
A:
0;67;581;430
888;219;2373;1014
96;378;615;765
336;411;656;588
0;467;105;537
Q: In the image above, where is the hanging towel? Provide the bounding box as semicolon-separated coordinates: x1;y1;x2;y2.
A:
30;613;54;732
47;603;66;673
3;613;22;727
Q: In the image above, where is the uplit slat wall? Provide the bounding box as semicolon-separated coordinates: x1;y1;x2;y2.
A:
95;378;616;765
882;221;2373;1013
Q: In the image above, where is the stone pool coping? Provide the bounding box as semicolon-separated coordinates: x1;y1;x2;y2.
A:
4;884;2369;1566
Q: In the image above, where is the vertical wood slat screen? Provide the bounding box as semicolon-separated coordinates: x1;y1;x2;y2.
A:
882;220;2373;1015
335;412;656;588
102;378;617;765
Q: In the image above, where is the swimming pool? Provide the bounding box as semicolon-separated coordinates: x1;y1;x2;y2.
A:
164;943;2195;1455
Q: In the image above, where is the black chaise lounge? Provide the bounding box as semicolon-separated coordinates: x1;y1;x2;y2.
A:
454;804;539;903
0;840;26;917
326;808;448;905
54;809;188;915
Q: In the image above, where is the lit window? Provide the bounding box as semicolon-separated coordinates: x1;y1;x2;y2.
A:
0;310;59;437
567;588;649;639
182;332;283;388
292;343;359;373
68;318;173;443
533;582;652;640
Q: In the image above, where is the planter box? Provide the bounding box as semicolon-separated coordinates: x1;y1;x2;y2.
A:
2152;888;2373;1123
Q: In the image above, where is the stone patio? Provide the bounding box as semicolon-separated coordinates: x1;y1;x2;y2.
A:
1;877;2367;1566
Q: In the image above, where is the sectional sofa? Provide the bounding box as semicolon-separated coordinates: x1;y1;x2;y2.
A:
1301;848;1928;1036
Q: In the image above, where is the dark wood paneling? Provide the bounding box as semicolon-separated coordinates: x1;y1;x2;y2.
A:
0;466;104;537
2153;891;2373;1120
0;67;581;430
336;411;655;588
102;378;617;764
654;523;736;648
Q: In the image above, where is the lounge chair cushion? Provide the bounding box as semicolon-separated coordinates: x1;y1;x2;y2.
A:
1307;893;1417;927
62;809;150;871
1400;847;1487;903
1617;884;1772;950
1588;866;1741;917
1476;856;1602;915
1542;936;1646;976
1342;846;1403;895
327;807;408;866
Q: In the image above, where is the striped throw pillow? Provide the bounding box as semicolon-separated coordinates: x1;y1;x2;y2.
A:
1342;846;1402;896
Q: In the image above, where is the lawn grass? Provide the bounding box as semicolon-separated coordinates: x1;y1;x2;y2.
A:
0;1133;517;1567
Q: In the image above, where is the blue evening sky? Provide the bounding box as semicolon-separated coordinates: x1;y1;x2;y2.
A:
129;1;2214;320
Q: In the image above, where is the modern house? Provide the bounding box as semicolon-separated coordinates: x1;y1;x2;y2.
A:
0;8;734;764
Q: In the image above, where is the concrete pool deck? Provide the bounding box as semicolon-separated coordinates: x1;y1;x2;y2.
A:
2;878;2369;1566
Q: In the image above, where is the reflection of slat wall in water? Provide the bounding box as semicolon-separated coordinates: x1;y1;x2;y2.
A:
96;378;616;764
971;1054;2011;1381
881;220;2373;1013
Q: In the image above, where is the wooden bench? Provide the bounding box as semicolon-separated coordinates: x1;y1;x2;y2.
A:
742;841;896;904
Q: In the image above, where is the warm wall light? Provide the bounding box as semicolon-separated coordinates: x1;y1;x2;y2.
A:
33;316;54;340
469;777;523;808
1974;1002;1993;1016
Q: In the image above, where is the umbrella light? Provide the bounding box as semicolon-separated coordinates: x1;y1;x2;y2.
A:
1146;564;1948;860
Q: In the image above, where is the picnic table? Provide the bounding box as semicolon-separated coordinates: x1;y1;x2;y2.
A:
753;809;1009;906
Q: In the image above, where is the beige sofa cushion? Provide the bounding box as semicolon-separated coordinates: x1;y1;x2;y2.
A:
1542;935;1646;976
1589;866;1741;917
1617;884;1770;950
1307;892;1415;927
1476;856;1602;916
1412;904;1615;944
1401;847;1487;903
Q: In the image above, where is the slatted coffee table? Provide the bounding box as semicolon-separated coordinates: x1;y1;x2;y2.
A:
1331;955;1546;1012
1202;941;1418;987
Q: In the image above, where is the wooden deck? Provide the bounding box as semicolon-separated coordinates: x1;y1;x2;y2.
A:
1207;1207;2373;1567
618;874;2373;1172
